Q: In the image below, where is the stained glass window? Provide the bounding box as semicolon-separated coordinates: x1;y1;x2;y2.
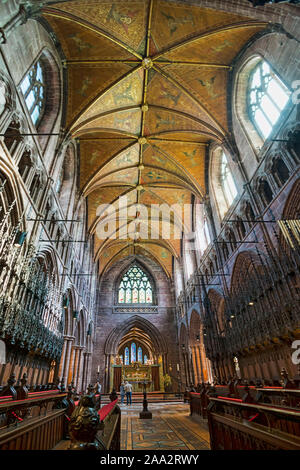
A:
118;264;153;304
248;60;290;139
144;355;148;364
20;60;45;126
138;346;143;363
131;342;136;363
124;347;129;365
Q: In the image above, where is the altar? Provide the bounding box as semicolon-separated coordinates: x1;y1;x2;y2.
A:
123;364;151;392
112;362;161;392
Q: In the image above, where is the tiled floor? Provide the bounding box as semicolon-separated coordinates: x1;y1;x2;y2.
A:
120;402;210;450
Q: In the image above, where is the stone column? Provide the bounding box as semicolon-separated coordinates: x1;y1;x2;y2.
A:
71;347;79;386
82;352;91;393
196;345;204;382
75;347;83;392
58;339;67;379
62;336;74;384
67;346;76;385
191;346;198;385
81;353;87;392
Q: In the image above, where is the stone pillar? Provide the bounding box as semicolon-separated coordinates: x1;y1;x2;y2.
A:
67;346;76;385
82;352;91;393
75;347;83;392
191;346;198;385
196;345;204;383
195;346;201;384
81;353;87;392
62;336;74;384
71;347;79;386
58;339;67;379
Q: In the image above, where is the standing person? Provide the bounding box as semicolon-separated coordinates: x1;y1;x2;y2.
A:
124;381;133;405
95;380;102;409
95;381;102;395
120;381;125;404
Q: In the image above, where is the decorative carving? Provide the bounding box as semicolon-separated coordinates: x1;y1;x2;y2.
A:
68;394;102;450
0;373;17;399
16;373;28;400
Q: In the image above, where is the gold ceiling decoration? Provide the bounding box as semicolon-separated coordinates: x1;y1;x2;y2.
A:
43;0;268;277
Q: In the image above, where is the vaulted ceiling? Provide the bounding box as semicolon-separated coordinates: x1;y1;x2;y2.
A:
43;0;268;277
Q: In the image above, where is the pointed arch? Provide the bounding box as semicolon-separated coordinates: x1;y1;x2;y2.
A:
114;258;157;305
104;315;168;355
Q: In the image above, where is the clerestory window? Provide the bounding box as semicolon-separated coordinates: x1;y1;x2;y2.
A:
118;264;153;304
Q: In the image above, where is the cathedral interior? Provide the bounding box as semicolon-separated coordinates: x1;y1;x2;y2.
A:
0;0;299;452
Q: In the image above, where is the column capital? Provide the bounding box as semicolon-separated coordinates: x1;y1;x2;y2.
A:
63;335;75;341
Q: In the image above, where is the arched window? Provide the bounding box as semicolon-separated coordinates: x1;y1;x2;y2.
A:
56;167;63;194
20;60;45;126
144;354;148;364
124;347;129;365
210;147;237;220
203;217;211;247
220;151;238;207
118;264;153;304
248;60;290;140
131;342;136;363
138;346;143;363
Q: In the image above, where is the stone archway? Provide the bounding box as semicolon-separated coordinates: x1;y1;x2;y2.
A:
104;316;168;393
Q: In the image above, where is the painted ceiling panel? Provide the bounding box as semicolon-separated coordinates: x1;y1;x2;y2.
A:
71;69;144;130
157;64;229;131
148;131;211;143
87;186;130;228
151;141;206;192
96;167;139;187
51;0;150;54
143;106;219;137
44;14;137;60
65;63;133;126
94;143;140;180
75;107;142;136
150;1;253;54
146;70;221;130
98;241;130;274
79;138;136;190
159;24;267;63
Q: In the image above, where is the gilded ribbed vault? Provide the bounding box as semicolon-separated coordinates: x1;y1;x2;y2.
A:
42;0;268;277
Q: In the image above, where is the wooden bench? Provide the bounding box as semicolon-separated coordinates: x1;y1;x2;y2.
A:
68;395;121;450
207;396;300;450
0;391;72;450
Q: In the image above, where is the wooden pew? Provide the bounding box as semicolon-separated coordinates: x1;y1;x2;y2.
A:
207;396;300;450
0;391;72;450
68;394;121;450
